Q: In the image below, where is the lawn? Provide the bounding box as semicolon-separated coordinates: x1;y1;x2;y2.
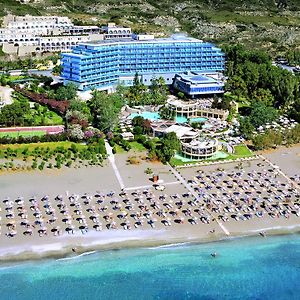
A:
115;141;146;154
115;144;126;154
233;144;253;156
129;141;146;152
0;131;46;138
25;105;64;126
170;157;199;167
0;141;86;158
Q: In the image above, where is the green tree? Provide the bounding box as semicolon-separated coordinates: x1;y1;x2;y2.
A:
159;106;175;120
251;88;275;106
88;91;124;132
239;117;255;139
149;76;168;105
225;75;247;100
126;72;147;106
158;132;181;163
248;102;278;128
55;83;77;101
0;99;30;126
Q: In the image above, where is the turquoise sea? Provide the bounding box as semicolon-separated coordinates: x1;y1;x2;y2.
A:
1;234;300;300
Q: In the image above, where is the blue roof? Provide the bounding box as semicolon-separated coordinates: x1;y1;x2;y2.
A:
190;75;213;82
179;73;218;83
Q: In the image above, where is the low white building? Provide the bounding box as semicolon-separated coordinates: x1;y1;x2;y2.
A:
0;15;104;56
181;137;219;160
102;23;132;40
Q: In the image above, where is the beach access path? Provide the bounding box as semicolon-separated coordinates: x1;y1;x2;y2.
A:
168;163;231;236
105;140;125;190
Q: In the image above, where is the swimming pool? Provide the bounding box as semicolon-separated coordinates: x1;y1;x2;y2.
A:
129;112;207;124
189;117;207;123
129;112;161;121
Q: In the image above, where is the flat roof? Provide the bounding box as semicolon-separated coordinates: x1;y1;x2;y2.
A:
179;74;218;84
78;35;207;47
165;124;198;138
182;138;218;149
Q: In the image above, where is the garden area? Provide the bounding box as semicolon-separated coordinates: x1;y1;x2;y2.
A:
0;140;106;172
0;91;64;127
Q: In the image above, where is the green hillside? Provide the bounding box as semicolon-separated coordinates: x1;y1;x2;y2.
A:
0;0;299;53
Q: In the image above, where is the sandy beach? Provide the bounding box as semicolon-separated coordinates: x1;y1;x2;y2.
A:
0;145;299;262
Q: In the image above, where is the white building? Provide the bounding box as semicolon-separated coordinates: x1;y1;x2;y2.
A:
0;15;104;56
102;23;132;40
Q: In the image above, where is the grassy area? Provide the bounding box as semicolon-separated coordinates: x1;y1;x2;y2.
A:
26;102;64;126
233;144;253;156
170;157;199;166
115;144;126;154
0;140;106;172
6;75;25;81
130;141;147;152
115;141;146;154
0;131;46;138
0;141;86;158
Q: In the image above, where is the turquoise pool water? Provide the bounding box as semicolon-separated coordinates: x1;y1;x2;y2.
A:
129;112;207;124
189;117;207;123
176;115;188;123
1;234;300;299
129;112;161;121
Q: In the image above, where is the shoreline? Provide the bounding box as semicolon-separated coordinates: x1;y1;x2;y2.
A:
0;144;299;265
1;224;300;264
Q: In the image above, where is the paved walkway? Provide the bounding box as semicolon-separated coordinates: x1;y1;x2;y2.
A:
168;163;231;236
216;220;230;236
105;140;125;190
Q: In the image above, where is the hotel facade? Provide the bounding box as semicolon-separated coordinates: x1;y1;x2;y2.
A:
61;34;225;92
0;17;129;56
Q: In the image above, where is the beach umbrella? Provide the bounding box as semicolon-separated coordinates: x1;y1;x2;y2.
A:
55;195;63;201
51;226;60;233
62;217;71;224
3;197;10;202
93;224;102;231
6;220;15;226
49;217;57;224
65;226;75;234
7;230;17;237
41;195;49;202
79;225;88;230
76;217;85;223
23;229;33;236
90;215;98;221
20;219;29;226
38;228;47;235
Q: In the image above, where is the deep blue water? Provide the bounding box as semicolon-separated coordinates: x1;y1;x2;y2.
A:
1;234;300;300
